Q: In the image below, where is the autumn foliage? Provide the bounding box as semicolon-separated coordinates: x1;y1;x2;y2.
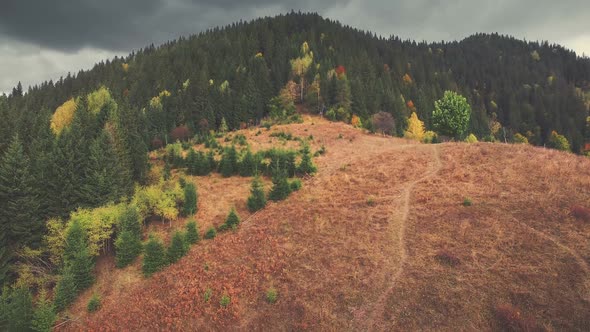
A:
404;112;425;141
50;98;77;135
170;125;191;142
335;65;346;76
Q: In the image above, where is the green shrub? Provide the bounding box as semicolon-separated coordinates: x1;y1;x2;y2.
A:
87;294;101;313
266;287;278;304
465;133;478;143
270;131;294;140
547;130;570;151
513;133;529;144
185;220;200;244
220;294;231;308
462;197;472;207
290;179;302;191
433;91;472;139
204;227;217;240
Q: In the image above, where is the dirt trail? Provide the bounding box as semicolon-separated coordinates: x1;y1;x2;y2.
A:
359;145;442;330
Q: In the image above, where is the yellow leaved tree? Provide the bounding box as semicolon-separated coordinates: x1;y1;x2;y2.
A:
290;41;313;102
50;98;77;135
404;112;425;141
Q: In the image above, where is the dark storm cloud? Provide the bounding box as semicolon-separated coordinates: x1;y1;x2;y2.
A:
0;0;345;51
1;0;589;94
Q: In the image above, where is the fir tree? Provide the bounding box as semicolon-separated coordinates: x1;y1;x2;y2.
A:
31;291;56;332
163;162;172;181
247;175;267;212
167;231;187;263
268;165;291;202
297;143;317;175
196;151;211;175
185;220;200;244
119;206;142;237
63;219;86;264
142;235;167;276
224;207;241;229
54;268;76;312
207;150;217;172
182;182;198;216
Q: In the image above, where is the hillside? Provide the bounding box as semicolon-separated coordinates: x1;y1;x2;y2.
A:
60;116;590;331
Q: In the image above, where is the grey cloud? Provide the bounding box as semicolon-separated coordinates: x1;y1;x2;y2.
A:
1;0;589;94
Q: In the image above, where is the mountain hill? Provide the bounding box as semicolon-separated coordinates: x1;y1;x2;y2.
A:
66;115;590;331
1;12;589;331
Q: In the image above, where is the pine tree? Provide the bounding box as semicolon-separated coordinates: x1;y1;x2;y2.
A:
167;231;187;263
115;230;142;268
297;143;317;175
268;164;291;202
54;267;76;312
0;136;42;285
163;162;171;181
142;235;167;276
31;291;56;332
182;182;198;216
6;286;34;331
247;175;267;212
185;220;200;244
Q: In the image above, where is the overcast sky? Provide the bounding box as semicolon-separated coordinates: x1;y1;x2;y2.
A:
1;0;589;94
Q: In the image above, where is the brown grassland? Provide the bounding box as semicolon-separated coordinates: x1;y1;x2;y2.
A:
60;116;590;331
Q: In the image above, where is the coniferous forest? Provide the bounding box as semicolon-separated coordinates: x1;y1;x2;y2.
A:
1;13;590;325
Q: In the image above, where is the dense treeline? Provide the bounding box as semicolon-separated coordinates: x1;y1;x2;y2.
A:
1;12;589;154
0;11;589;287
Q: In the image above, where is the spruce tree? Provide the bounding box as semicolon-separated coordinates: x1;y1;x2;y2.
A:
142;235;167;276
268;165;291;202
63;219;86;264
182;182;198;216
224;207;241;229
163;162;171;181
70;246;94;291
167;231;187;263
54;268;76;312
196;151;211;175
6;286;34;331
31;291;56;332
85;130;124;206
239;148;256;177
297;143;317;175
219;145;238;177
185;220;200;244
0;136;42;284
247;175;267;212
186;149;197;175
119;206;142;237
115;230;142;268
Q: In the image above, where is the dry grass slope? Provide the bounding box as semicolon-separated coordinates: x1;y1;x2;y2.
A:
60;117;590;331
